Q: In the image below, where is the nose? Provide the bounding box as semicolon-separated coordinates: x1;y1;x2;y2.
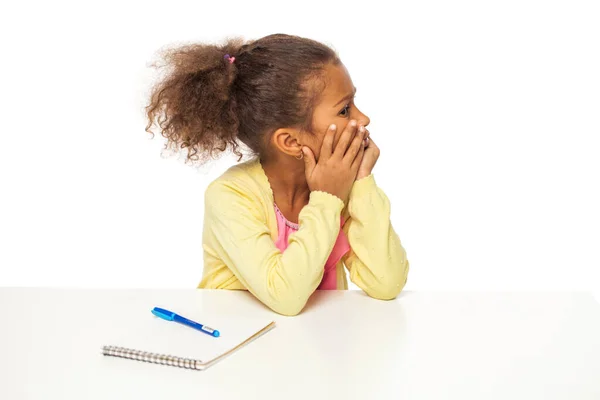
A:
358;114;370;128
354;107;370;127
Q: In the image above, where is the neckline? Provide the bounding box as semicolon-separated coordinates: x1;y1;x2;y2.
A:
273;202;300;229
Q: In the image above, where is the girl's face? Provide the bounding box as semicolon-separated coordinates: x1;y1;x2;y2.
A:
301;62;371;161
268;62;370;162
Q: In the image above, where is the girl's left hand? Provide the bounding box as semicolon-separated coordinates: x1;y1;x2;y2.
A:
356;126;379;180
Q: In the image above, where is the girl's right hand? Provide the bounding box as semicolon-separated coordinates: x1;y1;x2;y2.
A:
302;120;366;205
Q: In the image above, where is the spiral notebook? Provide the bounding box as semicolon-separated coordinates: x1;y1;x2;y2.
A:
102;313;275;370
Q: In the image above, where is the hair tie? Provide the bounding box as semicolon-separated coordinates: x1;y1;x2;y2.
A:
224;54;235;64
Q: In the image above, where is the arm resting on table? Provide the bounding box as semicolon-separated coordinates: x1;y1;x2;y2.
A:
202;182;344;316
342;175;410;299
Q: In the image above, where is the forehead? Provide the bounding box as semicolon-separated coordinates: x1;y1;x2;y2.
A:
318;63;355;103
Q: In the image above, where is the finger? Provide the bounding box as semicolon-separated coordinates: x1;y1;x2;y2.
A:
302;146;316;176
351;139;366;170
320;124;336;161
333;120;358;159
363;136;370;148
344;126;365;164
367;137;378;151
363;137;380;163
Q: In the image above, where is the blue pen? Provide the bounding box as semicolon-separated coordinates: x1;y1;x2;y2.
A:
151;307;220;337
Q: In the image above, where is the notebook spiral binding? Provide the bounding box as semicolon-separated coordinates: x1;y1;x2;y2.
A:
102;345;202;370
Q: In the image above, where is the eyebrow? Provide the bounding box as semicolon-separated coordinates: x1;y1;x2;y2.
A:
333;87;357;108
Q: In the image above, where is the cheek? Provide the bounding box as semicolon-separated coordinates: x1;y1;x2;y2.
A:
332;124;347;149
299;134;322;161
309;135;324;160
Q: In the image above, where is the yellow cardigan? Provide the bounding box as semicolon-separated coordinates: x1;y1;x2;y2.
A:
198;157;409;316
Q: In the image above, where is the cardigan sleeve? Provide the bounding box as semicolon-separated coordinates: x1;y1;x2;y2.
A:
202;180;344;316
341;174;410;299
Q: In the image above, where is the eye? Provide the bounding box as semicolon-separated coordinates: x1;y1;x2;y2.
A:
339;96;356;117
339;104;351;117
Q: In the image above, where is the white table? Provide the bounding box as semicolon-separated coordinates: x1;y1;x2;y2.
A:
1;289;599;400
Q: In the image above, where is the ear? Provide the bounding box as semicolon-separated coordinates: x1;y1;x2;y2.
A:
271;127;303;157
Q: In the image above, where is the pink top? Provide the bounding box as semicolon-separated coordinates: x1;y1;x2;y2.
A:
273;203;350;290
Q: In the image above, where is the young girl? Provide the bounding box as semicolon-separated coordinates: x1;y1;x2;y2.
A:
145;33;409;316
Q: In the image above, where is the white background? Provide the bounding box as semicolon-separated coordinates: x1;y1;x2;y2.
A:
1;0;598;301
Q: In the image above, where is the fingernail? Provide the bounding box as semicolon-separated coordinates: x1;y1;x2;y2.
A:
350;120;357;127
329;124;336;130
359;126;365;133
